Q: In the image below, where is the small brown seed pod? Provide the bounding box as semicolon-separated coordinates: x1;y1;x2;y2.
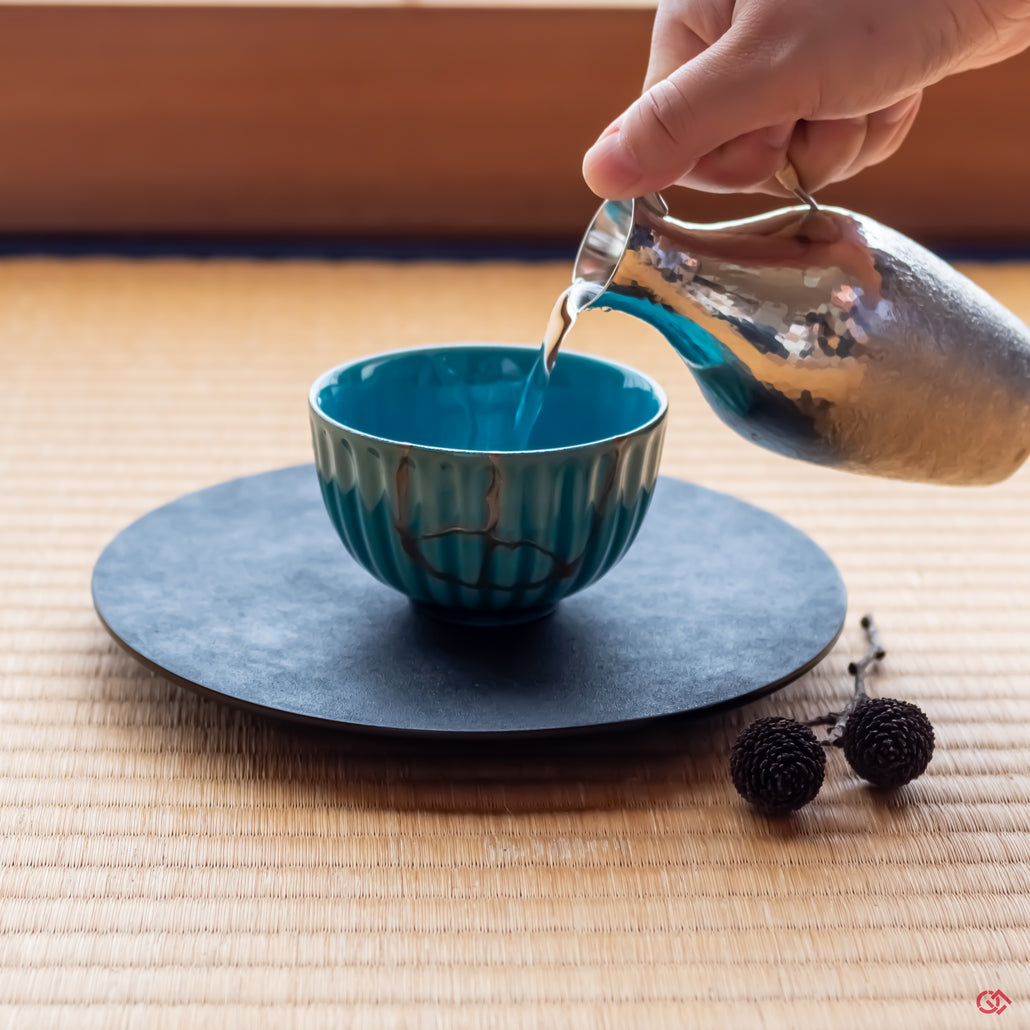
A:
730;716;826;814
840;697;935;787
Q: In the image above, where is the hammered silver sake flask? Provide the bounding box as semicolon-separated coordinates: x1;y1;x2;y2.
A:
574;195;1030;484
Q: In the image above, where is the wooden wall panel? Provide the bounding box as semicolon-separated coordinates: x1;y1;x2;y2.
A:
0;3;1027;243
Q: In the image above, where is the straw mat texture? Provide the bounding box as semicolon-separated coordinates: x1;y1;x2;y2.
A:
1;257;1028;1029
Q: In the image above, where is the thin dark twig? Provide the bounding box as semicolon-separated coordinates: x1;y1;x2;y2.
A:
821;615;886;745
860;613;886;660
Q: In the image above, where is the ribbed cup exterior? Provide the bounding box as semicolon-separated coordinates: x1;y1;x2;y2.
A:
310;411;666;622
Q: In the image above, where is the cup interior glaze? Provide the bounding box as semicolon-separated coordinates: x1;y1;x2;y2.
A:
311;344;664;453
309;344;668;625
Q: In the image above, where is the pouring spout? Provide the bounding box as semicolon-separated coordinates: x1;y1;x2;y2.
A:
573;197;635;297
573;195;672;296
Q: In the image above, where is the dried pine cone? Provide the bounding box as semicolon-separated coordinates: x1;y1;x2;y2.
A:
840;698;934;787
730;716;826;814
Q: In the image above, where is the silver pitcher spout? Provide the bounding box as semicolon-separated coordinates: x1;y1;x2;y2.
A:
573;194;1030;484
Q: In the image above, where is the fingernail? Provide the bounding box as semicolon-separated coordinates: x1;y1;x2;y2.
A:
583;131;644;197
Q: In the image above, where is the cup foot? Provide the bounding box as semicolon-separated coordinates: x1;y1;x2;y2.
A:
410;601;558;628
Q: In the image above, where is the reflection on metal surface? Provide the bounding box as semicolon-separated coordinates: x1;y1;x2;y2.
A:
572;195;1030;484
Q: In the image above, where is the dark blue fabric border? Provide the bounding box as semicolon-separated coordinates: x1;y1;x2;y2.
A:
0;235;579;263
934;244;1030;263
0;234;1027;263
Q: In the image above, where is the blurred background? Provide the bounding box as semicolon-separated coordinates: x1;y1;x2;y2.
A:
1;0;1028;251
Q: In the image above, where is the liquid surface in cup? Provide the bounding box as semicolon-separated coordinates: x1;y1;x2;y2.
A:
511;280;603;449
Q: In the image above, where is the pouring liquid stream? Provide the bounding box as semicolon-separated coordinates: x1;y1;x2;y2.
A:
511;280;603;449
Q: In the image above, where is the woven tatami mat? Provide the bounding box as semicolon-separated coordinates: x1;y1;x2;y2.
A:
1;257;1028;1029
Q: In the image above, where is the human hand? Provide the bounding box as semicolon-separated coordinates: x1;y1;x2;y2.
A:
583;0;1030;198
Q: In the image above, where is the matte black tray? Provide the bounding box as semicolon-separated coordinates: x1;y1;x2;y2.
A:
92;465;846;737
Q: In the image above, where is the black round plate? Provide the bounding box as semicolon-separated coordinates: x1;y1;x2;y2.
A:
92;465;846;737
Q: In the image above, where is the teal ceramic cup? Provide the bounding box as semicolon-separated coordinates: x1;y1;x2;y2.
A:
309;344;667;625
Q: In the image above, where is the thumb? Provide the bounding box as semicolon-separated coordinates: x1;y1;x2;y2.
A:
584;34;798;198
